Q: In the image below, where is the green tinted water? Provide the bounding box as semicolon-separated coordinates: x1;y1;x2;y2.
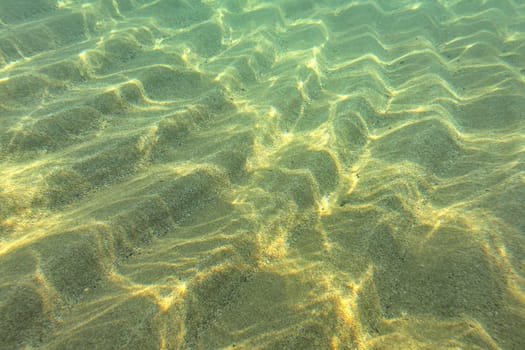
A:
0;0;524;349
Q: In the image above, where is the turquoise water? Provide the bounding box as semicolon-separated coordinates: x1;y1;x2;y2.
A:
1;0;524;349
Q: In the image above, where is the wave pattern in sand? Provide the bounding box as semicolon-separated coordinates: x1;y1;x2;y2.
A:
1;0;525;349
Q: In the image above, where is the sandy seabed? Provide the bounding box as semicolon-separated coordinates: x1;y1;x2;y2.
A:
1;0;524;349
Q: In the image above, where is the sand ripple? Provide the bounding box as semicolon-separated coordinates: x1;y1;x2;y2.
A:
1;0;524;349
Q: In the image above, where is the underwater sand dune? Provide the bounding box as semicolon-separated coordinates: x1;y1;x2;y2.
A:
1;0;524;349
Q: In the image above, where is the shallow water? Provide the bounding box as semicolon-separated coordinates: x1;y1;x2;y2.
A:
1;0;524;349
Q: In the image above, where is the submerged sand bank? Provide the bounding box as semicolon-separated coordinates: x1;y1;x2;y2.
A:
1;0;524;349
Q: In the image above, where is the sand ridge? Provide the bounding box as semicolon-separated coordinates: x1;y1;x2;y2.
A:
1;0;524;349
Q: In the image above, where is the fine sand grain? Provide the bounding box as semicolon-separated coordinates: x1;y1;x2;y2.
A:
1;0;524;349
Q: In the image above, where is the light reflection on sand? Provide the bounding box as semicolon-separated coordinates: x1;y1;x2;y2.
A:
1;0;524;348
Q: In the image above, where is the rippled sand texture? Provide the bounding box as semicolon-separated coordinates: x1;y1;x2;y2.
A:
1;0;525;349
